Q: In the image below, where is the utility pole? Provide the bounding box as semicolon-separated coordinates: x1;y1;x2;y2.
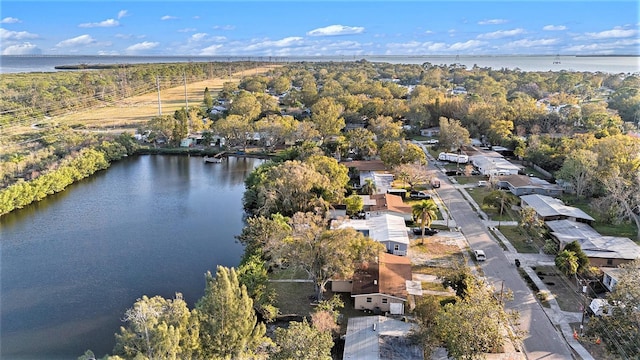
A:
156;76;162;116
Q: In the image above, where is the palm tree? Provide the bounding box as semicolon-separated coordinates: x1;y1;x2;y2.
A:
362;178;377;195
555;250;579;277
412;200;438;244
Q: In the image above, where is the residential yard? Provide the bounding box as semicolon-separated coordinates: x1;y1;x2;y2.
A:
498;226;540;253
533;266;583;313
561;195;638;241
268;281;316;317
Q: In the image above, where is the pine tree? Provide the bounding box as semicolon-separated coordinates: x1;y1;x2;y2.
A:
196;266;269;359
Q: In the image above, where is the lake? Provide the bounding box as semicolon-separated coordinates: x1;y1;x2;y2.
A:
0;155;263;359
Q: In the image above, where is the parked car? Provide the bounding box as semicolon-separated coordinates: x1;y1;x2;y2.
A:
409;190;431;200
473;249;486;261
412;227;439;236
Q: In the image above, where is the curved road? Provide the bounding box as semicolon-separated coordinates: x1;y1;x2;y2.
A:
431;166;574;359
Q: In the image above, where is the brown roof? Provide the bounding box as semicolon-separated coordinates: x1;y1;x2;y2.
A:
499;174;533;188
343;160;387;172
369;194;412;214
351;253;411;299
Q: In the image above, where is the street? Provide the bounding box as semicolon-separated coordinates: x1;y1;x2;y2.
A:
432;168;574;359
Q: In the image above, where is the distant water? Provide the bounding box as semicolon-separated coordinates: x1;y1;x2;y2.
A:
1;55;639;74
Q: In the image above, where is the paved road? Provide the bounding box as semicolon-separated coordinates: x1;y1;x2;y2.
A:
432;169;575;359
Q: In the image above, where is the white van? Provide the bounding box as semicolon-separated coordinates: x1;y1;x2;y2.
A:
473;250;486;261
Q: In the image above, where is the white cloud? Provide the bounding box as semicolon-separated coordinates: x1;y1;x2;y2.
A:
200;44;223;55
244;37;304;51
1;28;38;40
307;24;364;36
2;42;41;55
178;28;197;33
565;38;640;53
543;25;567;31
161;15;177;21
384;39;485;54
478;19;508;25
79;19;119;28
191;33;208;41
117;10;128;19
477;28;525;39
504;38;559;48
449;40;485;50
424;30;434;35
585;27;637;39
126;41;159;52
98;50;120;55
1;17;21;24
55;34;96;48
213;25;235;30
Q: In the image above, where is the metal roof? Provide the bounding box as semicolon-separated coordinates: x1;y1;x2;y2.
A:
546;220;640;260
343;316;419;360
521;194;595;221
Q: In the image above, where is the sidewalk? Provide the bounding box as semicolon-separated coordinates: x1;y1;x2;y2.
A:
456;183;594;359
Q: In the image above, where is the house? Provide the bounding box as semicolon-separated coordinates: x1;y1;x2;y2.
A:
351;253;415;313
344;160;393;194
520;194;595;224
335;214;410;256
601;267;623;292
343;315;423;360
471;155;522;176
420;127;440;137
546;219;640;267
365;193;413;221
497;174;563;197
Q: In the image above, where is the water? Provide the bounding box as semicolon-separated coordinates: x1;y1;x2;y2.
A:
1;55;638;74
0;155;262;359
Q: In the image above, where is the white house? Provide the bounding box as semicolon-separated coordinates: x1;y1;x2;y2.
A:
334;214;410;256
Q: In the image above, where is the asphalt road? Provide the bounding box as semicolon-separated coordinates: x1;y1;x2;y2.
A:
432;169;574;359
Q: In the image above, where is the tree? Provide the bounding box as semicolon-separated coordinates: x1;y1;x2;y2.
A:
228;91;261;121
367;115;403;144
113;294;199;360
519;206;544;238
361;178;377;195
555;250;579;277
435;276;522;359
586;259;640;357
272;319;333;360
266;212;383;301
213;114;253;151
412;200;438;243
487;120;514;146
310;97;345;139
562;240;589;274
250;160;337;217
306;154;350;204
196;266;269;359
379;140;426;168
346;127;377;160
344;193;364;216
555;149;597;198
203;87;214;111
237;253;278;321
438;117;471;152
393;163;429;190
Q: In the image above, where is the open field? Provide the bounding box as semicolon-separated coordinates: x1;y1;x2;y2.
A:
6;66;278;138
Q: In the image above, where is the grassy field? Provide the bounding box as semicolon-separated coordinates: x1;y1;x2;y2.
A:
9;66;278;137
499;226;539;253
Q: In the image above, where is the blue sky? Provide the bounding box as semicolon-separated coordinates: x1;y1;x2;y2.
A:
1;1;639;56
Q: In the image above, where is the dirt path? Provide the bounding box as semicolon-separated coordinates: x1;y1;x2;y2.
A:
54;65;279;131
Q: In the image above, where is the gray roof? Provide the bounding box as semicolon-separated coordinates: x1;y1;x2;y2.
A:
343;316;420;360
336;214;409;245
521;194;594;221
546;220;640;260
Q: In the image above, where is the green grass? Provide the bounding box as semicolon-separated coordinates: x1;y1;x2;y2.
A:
269;267;308;280
562;195;638;241
499;226;539;253
454;175;488;185
421;281;446;292
268;281;316;317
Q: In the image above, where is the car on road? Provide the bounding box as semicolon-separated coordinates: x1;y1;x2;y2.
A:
409;190;431;199
473;249;486;261
412;227;439;236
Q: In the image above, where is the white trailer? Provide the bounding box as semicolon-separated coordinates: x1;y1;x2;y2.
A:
438;152;469;164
